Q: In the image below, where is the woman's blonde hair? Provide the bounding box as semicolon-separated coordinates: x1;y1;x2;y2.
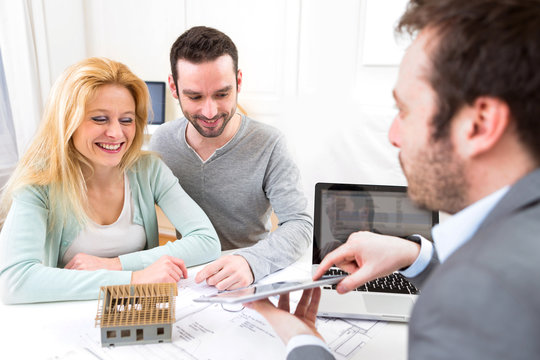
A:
0;57;149;228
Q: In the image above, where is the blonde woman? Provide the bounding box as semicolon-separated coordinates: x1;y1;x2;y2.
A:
0;57;220;304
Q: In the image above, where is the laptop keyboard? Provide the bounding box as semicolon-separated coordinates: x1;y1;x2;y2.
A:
323;268;420;295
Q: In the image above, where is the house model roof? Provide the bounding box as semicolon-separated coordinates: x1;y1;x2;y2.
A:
95;283;178;328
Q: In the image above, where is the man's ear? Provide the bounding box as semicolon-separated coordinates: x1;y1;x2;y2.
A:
168;74;179;99
236;69;243;93
455;97;511;157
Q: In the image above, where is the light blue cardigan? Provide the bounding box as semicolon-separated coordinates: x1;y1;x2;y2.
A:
0;154;220;304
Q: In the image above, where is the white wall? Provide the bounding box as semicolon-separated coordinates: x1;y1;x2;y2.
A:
6;0;411;214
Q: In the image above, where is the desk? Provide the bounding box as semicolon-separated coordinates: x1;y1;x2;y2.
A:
0;250;407;359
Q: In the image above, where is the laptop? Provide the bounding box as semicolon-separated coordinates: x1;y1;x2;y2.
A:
313;182;438;322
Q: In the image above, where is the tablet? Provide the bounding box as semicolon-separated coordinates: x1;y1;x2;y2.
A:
193;275;346;304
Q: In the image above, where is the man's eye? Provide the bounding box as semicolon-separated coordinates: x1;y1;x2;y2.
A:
91;116;107;123
216;93;228;98
188;96;201;101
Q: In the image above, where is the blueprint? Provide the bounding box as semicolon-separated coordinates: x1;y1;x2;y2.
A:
49;268;386;360
318;317;387;359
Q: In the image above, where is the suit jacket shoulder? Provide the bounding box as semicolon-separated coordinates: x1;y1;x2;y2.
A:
408;169;540;359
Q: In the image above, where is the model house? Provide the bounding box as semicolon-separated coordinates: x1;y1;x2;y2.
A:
95;283;177;347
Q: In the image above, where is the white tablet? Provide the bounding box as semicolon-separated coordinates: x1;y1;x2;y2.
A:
193;275;346;304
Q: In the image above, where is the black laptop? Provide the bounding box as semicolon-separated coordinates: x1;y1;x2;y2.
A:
313;182;438;322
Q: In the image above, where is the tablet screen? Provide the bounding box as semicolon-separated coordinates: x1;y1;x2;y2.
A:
193;275;346;304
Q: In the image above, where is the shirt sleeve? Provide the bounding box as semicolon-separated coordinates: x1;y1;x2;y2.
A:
0;187;131;304
287;335;335;359
119;157;221;270
399;235;434;278
235;134;313;281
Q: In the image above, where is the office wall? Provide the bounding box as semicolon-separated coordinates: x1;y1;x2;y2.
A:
33;0;410;213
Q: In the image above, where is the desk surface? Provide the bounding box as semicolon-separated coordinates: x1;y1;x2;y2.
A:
0;250;407;360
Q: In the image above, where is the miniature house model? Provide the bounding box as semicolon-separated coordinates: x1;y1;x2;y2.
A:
95;283;178;347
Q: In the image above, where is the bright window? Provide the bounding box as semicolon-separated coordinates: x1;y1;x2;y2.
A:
0;48;18;187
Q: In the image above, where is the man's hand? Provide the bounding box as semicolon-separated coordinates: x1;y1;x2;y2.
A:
195;255;253;290
131;255;187;284
64;253;121;271
245;288;324;344
313;231;420;293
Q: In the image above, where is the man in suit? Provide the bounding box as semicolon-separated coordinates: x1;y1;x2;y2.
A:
247;0;540;358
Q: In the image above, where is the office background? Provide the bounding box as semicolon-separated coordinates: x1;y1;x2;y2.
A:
0;0;410;215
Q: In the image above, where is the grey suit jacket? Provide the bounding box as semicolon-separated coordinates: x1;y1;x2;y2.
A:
408;168;540;359
287;345;335;360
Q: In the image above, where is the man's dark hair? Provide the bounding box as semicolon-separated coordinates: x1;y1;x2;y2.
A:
169;26;239;93
397;0;540;163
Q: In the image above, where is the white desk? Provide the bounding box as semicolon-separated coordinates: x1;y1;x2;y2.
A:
0;251;407;359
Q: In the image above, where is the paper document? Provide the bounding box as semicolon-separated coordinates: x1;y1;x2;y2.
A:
50;266;385;360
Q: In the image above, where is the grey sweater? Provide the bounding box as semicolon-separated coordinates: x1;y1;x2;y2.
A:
149;116;313;281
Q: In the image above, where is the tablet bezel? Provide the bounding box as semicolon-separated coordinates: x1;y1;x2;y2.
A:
193;275;346;304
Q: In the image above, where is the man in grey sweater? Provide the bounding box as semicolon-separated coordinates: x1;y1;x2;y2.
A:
149;26;312;290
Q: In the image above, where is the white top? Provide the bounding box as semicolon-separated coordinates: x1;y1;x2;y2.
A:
61;174;146;267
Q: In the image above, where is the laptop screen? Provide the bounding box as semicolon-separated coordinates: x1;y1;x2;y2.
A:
313;183;438;264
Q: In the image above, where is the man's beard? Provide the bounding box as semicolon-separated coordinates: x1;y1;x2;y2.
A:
401;137;468;215
186;112;233;138
180;95;238;138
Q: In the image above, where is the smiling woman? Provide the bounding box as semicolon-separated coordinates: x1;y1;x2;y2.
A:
0;57;221;304
73;85;136;170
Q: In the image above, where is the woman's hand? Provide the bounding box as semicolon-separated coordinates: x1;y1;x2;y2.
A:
131;255;187;284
